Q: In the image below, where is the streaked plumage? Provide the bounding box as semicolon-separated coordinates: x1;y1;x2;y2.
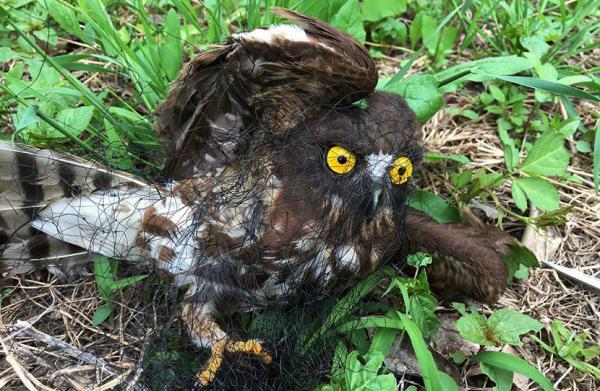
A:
1;8;513;387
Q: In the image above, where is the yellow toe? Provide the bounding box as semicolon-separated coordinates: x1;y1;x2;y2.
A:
196;338;272;387
226;339;272;364
196;340;225;387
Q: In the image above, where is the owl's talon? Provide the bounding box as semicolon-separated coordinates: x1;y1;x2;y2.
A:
196;340;226;386
226;338;272;364
195;338;272;387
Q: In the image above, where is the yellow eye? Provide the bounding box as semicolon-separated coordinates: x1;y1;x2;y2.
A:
389;157;412;184
326;146;357;174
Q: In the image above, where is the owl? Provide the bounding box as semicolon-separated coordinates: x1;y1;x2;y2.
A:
0;8;511;387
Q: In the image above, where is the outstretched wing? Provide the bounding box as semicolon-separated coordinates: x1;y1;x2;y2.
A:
0;141;149;276
156;8;378;178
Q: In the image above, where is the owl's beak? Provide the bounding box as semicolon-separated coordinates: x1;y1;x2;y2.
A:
365;188;383;222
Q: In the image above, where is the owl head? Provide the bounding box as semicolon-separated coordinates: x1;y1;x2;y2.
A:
270;92;422;231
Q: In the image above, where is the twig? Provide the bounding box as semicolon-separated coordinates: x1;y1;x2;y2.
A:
7;320;150;391
9;320;121;377
0;333;55;391
125;331;151;391
16;345;87;391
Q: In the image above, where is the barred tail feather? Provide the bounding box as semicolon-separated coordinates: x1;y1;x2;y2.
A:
31;186;161;260
0;141;149;278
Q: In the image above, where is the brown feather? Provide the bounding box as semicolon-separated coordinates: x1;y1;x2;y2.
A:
155;9;377;178
406;209;513;303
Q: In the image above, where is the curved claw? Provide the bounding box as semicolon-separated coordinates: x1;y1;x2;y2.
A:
196;338;272;387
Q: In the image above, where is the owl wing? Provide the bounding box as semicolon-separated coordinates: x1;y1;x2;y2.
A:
155;7;378;178
0;141;194;278
406;210;514;303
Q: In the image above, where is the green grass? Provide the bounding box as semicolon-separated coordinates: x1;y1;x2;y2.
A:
1;0;599;389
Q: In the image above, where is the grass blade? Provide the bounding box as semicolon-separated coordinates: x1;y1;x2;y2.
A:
486;75;599;102
472;351;555;391
386;3;462;85
594;121;600;193
398;313;450;391
301;269;385;353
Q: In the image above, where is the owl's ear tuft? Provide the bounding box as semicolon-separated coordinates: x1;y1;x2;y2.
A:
156;9;378;179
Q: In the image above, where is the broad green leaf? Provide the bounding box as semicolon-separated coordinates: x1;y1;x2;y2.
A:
408;11;423;49
472;351;554;391
0;47;20;62
15;105;39;131
456;313;491;346
331;0;365;43
520;35;550;56
507;243;540;267
576;140;592;153
480;362;514;391
392;272;439;339
361;0;406;22
452;302;467;316
511;181;527;212
408;190;461;223
390;5;461;82
420;12;439;54
54;106;94;137
94;255;114;300
33;27;58;47
439;371;459;391
462;109;480;121
450;169;473;190
514;264;529;280
474;170;504;189
26;58;62;88
521;133;569;177
46;0;81;37
292;0;347;21
344;351;396;390
451;351;466;364
91;303;113;325
108;106;146;122
407;290;439;339
111;274;147;290
487;309;543;347
438;27;458;53
489;85;505;104
426;153;470;164
513;177;559;211
160;8;183;81
457;307;542;348
558;117;580;138
504;143;519;172
407;252;433;268
381;74;443;124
